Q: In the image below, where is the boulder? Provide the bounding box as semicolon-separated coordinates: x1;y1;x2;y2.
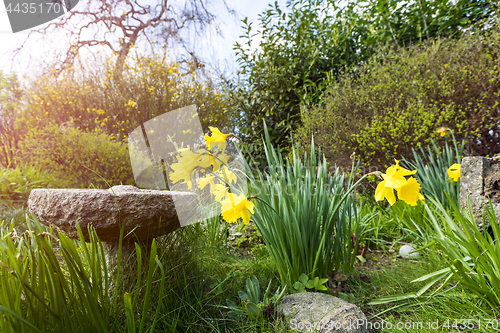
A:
27;185;197;242
277;292;369;333
460;156;500;231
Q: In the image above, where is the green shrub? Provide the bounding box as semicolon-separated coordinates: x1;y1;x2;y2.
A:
228;0;496;167
23;54;231;142
0;164;56;207
17;122;134;188
297;29;500;169
0;71;24;168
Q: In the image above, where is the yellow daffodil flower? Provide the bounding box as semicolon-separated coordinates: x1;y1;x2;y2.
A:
169;163;195;189
217;166;237;185
375;160;419;205
205;127;228;150
436;127;447;136
447;163;461;182
221;193;255;224
169;149;211;189
212;183;229;201
198;149;230;172
375;180;397;205
382;160;417;188
198;173;217;191
396;177;424;206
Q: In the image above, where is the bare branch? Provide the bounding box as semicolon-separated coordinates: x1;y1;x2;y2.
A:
9;0;235;79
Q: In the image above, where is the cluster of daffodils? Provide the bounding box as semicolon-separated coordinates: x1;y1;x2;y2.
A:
169;127;254;224
375;160;425;206
375;126;462;206
375;159;461;206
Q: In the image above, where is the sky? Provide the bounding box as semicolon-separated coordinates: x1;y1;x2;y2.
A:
0;0;290;78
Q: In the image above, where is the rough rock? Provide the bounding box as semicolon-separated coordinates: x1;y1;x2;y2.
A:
399;244;419;258
277;292;369;333
460;156;500;231
28;185;197;242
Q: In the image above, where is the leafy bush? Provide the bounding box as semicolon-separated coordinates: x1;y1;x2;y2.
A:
17;122;134;188
228;0;367;166
23;53;231;142
243;123;365;286
297;28;500;169
0;71;24;168
228;0;496;166
0;164;56;206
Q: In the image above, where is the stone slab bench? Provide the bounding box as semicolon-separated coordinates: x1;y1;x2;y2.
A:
27;185;197;243
27;185;198;285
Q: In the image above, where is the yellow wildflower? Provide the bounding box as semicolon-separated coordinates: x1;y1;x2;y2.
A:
382;160;417;189
169;149;210;189
217;166;237;185
375;160;419;206
375;180;397;205
198;173;217;191
198;149;230;172
212;183;229;201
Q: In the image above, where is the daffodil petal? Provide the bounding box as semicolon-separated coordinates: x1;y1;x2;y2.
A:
375;180;397;205
396;177;422;206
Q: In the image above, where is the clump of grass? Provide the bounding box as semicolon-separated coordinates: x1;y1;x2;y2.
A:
0;204;287;332
243;122;366;287
345;250;495;332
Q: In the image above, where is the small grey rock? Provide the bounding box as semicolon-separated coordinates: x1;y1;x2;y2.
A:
277;292;369;333
399;244;419;258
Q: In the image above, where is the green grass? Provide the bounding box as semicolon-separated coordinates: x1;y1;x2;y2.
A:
2;198;500;332
0;211;290;332
343;249;498;332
